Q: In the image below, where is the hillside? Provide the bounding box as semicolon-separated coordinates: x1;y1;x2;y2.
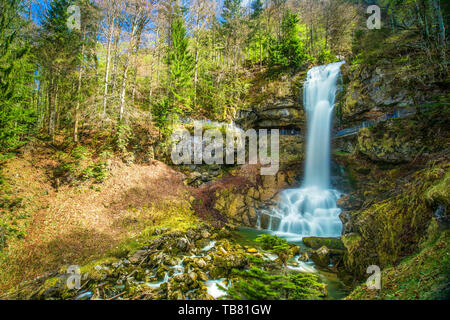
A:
0;0;448;301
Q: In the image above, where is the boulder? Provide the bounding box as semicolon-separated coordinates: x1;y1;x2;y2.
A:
302;237;345;250
309;245;345;269
128;250;148;264
336;194;363;210
310;246;331;268
176;237;191;252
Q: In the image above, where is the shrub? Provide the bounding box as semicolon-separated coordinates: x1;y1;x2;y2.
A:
224;267;325;300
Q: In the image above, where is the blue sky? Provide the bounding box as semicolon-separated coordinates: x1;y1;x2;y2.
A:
30;0;254;26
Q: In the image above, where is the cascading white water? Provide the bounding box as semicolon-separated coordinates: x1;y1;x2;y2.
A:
268;61;345;240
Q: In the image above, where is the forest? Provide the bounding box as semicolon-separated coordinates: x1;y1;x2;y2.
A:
0;0;448;302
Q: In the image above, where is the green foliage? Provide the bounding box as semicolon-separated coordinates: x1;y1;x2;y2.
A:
152;98;173;138
53;144;110;185
0;0;36;152
80;161;108;183
225;267;325;300
166;15;195;113
115;124;132;154
54;161;76;177
72;146;91;162
347;225;450;300
317;48;336;65
255;234;288;250
195;67;250;121
256;234;293;267
269;10;306;69
250;0;264;19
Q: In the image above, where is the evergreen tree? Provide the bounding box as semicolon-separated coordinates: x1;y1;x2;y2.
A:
268;10;306;69
250;0;264;19
166;15;195;115
38;0;81;141
0;0;36;152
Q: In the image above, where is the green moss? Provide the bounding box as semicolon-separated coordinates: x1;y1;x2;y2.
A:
341;163;449;279
346;226;450;300
109;199;200;258
302;237;345;250
225;266;326;300
425;170;450;207
36;276;64;297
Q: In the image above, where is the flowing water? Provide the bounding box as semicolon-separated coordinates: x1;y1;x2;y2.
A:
233;227;349;299
265;61;345;240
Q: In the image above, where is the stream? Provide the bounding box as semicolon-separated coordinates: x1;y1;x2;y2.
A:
233;227;350;300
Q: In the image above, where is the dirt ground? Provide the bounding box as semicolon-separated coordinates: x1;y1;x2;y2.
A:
0;144;189;290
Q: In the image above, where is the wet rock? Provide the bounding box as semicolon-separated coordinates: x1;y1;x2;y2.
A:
310;246;331;268
188;272;197;282
299;252;309;262
176;237;191;252
337;195;363;210
173;273;185;282
153;228;168;236
128;250;148;264
75;291;93;300
356;122;422;164
201;230;211;239
302;237;345;250
195;258;207;269
186;229;197;240
310;245;345;270
339;211;356;234
198;271;209;281
433;205;449;229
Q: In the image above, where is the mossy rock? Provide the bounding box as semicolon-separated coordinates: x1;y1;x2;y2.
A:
340;163;449;279
346;226;450;300
302;237;345;250
425;170;450;207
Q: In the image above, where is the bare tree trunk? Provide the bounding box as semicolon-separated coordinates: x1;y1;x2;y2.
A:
47;79;53;138
433;0;446;45
119;15;139;122
119;46;132;121
259;38;262;66
74;36;86;143
156;41;161;93
111;23;123;97
131;23;144;104
431;0;447;67
149;53;154;100
54;84;59;135
103;21;113;118
49;81;58;143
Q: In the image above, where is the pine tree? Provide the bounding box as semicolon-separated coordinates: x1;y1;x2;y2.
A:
0;0;36;152
166;15;195;115
38;0;81;141
251;0;264;19
269;10;306;69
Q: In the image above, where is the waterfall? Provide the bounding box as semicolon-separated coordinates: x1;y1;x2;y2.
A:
268;61;345;240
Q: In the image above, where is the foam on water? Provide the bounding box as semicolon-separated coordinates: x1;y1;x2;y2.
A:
205;279;228;299
267;61;345;239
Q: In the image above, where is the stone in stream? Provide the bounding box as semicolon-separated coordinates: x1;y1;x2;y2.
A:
195;258;207;269
128;249;148;264
302;237;345;250
176;237;191;251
